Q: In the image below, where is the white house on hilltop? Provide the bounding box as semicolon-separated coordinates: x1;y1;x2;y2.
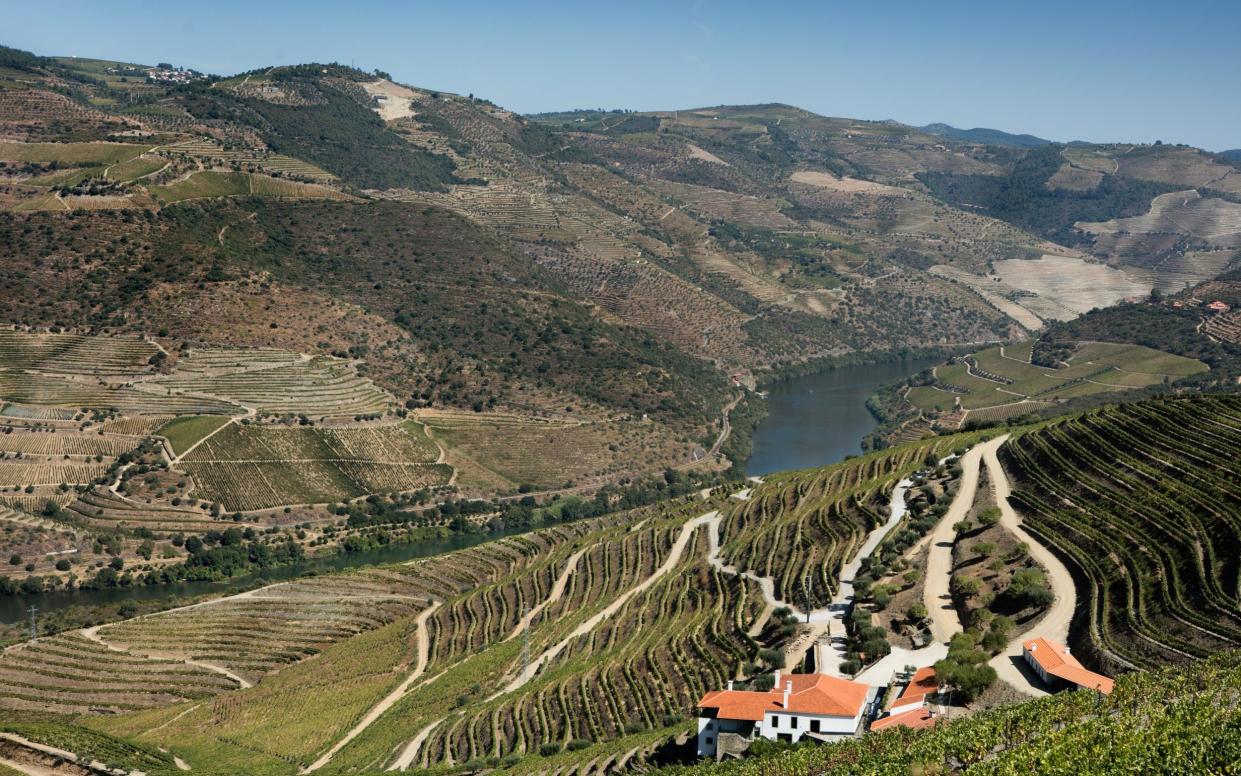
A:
696;671;877;759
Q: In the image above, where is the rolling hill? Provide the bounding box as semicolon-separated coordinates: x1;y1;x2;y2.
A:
919;122;1053;148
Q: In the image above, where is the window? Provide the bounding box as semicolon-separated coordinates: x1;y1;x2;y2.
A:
705;737;713;746
812;719;822;733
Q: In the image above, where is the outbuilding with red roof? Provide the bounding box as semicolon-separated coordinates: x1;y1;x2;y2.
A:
1022;637;1113;695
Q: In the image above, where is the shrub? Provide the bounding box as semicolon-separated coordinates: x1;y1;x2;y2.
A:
566;739;591;751
905;602;928;623
977;506;1001;527
758;647;785;669
872;588;891;609
1000;568;1054;610
950;575;981;599
538;742;561;756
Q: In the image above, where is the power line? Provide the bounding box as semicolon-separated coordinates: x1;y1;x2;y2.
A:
521;605;531;680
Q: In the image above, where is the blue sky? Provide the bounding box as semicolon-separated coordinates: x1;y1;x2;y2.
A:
8;0;1240;150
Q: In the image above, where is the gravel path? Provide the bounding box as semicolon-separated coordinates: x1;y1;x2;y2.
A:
982;440;1076;696
922;438;1002;643
303;601;441;772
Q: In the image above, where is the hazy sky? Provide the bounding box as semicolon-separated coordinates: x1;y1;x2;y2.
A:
9;0;1240;150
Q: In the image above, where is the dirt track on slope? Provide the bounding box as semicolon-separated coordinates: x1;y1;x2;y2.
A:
505;548;587;641
983;441;1076;696
303;601;441;772
389;514;718;770
922;438;1003;643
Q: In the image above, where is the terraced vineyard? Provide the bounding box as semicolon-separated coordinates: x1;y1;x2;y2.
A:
0;632;237;715
84;496;760;773
180;422;450;510
0;330;157;375
57;437;984;774
160;138;337;182
0;460;109;487
0;371;238;415
148;171;351;204
0;428;141;457
0;332;458;515
719;433;983;609
896;340;1208;435
65;487;221;532
1001;394;1241;671
422;411;688;492
655;648;1241;776
151;357;391;417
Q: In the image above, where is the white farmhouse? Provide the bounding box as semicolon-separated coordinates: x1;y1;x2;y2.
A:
696;671;876;759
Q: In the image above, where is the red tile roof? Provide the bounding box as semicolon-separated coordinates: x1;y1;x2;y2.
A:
870;706;938;731
698;673;871;721
895;666;938;706
1023;637;1114;694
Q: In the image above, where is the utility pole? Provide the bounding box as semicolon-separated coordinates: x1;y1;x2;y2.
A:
521;606;531;680
27;605;37;640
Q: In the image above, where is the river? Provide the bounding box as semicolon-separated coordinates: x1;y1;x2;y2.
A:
745;358;939;475
4;359;934;624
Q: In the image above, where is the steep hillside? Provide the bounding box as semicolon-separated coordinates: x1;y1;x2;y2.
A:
0;415;1237;775
1001;394;1241;672
2;39;1239;497
0;434;971;774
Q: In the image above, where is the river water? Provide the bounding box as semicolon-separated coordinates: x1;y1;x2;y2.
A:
3;359;934;624
745;358;939;475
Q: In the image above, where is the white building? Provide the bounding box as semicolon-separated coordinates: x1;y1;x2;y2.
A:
696;671;877;759
1022;637;1113;694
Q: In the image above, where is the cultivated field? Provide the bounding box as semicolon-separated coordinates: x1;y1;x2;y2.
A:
1002;395;1241;671
0;330;157;375
0;332;455;514
906;340;1207;418
159;138;336;182
1077;190;1241;273
64;434;976;773
151;355;392;418
180;422;448;510
421;410;693;493
991;255;1152;315
149;171;351;204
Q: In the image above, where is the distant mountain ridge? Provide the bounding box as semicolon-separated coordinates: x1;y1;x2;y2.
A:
919;122;1052;148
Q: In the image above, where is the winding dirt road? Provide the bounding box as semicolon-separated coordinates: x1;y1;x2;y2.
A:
494;512;719;697
982;440;1076;696
923;438;1003;643
504;548;587;641
390;513;719;770
302;601;441;773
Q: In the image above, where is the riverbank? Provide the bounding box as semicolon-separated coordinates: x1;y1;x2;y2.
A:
746;357;942;475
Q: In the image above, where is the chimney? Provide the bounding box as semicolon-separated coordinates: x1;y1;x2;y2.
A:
773;669;781;688
727;680;734;691
783;680;792;709
1064;646;1070;655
